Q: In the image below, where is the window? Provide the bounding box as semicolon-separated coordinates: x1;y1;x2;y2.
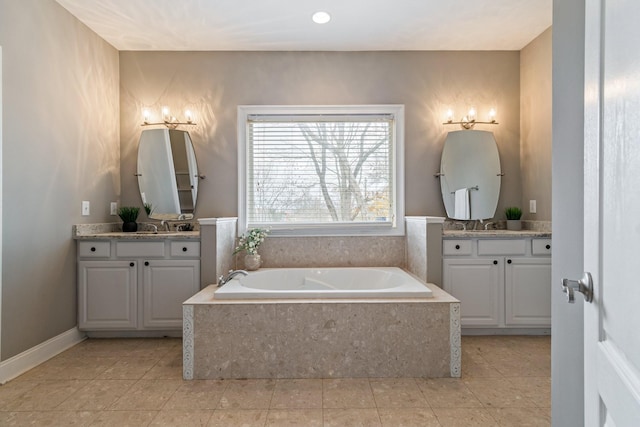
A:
238;105;405;236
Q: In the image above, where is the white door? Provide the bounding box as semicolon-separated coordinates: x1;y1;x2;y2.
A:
581;0;640;424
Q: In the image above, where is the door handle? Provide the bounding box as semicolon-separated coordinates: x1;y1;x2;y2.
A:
562;272;594;303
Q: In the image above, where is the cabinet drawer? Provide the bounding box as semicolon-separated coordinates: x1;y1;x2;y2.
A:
532;239;552;255
478;239;526;255
116;241;165;258
170;241;200;257
443;240;473;255
78;241;111;258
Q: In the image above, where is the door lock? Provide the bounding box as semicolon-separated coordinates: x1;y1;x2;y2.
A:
562;272;594;303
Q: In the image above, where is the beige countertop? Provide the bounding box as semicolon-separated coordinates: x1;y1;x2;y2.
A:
73;223;200;240
443;230;551;238
74;231;200;240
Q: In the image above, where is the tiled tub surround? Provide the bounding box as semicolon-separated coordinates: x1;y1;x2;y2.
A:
183;284;460;380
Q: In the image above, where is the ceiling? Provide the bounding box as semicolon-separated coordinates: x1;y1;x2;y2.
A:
55;0;552;51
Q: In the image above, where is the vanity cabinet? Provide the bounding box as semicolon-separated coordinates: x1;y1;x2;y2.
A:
443;236;551;331
77;239;200;332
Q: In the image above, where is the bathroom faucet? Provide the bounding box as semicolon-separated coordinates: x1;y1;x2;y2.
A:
160;220;171;232
217;270;249;287
484;222;495;230
148;224;158;233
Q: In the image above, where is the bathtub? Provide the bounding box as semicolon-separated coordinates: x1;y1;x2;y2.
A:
214;267;433;299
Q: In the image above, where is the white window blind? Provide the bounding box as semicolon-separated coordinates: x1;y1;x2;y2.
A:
238;105;405;236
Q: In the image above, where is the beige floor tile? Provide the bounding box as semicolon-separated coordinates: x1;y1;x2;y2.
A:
0;410;97;426
378;407;441;427
509;377;551;408
218;379;276;409
65;338;146;357
323;378;376;408
3;379;88;411
208;409;268;426
0;380;40;410
461;352;503;378
17;356;119;381
150;410;213;426
143;351;184;380
127;338;182;358
110;379;183;411
487;407;551;426
323;408;382;427
89;410;158;426
464;378;538;408
97;357;158;380
433;407;498;427
58;379;137;411
266;409;323;426
163;380;227;410
370;378;428;408
270;379;323;409
417;378;483;408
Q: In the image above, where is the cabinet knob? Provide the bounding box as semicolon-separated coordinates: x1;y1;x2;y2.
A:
455;244;460;250
182;247;188;252
129;262;135;267
90;247;96;252
507;259;512;264
546;244;551;250
493;260;498;265
144;261;149;266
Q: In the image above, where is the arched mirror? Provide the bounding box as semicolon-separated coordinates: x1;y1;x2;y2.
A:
439;130;501;220
137;129;200;220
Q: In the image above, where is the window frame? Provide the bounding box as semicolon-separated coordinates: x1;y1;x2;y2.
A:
237;104;405;237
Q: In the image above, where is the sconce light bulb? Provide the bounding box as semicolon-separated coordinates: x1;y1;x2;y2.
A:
185;110;193;123
468;107;476;122
489;108;496;122
446;109;453;123
162;106;170;122
142;109;150;124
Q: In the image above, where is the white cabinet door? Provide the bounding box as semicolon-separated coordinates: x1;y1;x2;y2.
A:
78;261;137;330
142;260;200;328
443;258;502;327
504;257;551;327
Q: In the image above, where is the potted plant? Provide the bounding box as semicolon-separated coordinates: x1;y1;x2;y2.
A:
505;206;523;231
233;228;270;270
143;202;153;217
118;206;140;232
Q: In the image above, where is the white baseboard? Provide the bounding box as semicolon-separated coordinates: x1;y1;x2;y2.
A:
0;327;86;384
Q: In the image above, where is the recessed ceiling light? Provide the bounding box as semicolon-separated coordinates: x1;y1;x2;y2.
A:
312;11;331;24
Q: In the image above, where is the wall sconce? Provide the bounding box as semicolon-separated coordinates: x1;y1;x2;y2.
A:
444;107;498;129
141;107;196;129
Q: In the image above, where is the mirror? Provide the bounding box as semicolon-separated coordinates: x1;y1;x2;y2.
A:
439;130;501;220
137;129;199;220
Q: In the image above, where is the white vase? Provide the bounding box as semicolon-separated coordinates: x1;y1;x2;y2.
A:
244;254;262;271
506;220;522;231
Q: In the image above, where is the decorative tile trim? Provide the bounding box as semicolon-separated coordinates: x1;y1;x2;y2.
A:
182;305;194;380
450;303;461;378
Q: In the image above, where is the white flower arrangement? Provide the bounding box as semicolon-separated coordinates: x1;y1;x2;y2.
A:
233;228;270;255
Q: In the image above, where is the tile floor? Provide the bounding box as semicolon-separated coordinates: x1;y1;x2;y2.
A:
0;335;550;426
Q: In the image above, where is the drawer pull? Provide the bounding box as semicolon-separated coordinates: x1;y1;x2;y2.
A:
546;244;551;250
455;244;460;250
182;247;188;252
90;247;96;252
507;259;512;264
145;261;149;266
493;260;498;265
129;262;135;267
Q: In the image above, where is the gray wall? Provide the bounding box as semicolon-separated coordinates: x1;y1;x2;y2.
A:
119;51;522;220
552;0;585;425
0;0;120;360
521;28;552;221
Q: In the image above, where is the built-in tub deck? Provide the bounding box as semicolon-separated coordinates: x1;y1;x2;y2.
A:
183;270;460;380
